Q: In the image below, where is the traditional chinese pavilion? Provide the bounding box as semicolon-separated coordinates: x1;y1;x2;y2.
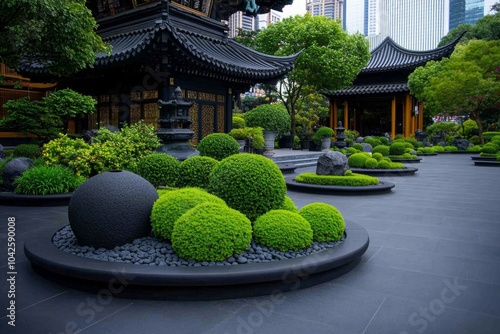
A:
324;35;463;138
20;0;297;143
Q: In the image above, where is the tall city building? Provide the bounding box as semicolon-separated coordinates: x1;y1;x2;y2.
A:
258;10;283;30
344;0;379;36
306;0;344;20
227;12;258;38
449;0;496;30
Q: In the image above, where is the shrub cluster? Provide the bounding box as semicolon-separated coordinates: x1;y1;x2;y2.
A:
295;172;379;186
197;133;240;161
280;195;298;213
13;144;41;160
207;153;286;221
135;153;180;188
151;187;226;240
347;153;369;168
14;165;84;195
171;202;252;261
299;203;345;242
177;155;219;188
390;142;406;155
444;145;458;152
363;137;382;148
253;210;313;251
372;145;390;156
481;143;499;154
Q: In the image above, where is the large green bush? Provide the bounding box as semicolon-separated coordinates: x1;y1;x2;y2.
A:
177;155;219;188
207;153;286;221
135;153;180;188
295;172;379;186
244;104;291;135
151;187;226;240
347;153;369;168
280;196;298;213
364;158;379;169
232;116;245;129
481;143;499;154
299;203;345;242
171;202;252;261
13;144;41;159
390;142;407;155
197;133;240;161
460;119;478;138
253;210;313;251
14;165;84;195
372;145;390;156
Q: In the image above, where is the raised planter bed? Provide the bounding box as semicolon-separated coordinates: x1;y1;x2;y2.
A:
473;161;500;167
471;156;497;161
285;176;395;195
389;157;423;163
350;167;418;176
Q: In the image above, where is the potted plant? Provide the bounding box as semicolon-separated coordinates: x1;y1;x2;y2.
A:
245;104;291;156
312;126;334;151
228;128;249;152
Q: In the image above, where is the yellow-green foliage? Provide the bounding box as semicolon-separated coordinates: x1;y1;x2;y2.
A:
232;116;246;129
171;202;252;261
197;133;240;161
253;210;313;251
295;172;379;186
348;153;370;168
280;196;298;213
432;145;445;152
207;153;286;221
390;142;406;155
151;187;226;240
372;145;390;156
364;157;378;169
135;153;180;188
299;203;345;242
178;155;220;188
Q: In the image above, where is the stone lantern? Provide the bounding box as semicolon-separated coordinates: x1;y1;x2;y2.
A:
156;86;199;160
335;121;347;149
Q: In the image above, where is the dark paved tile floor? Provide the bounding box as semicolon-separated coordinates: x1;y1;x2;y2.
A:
1;153;499;334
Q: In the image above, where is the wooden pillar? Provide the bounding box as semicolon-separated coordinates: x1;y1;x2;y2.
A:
404;94;412;137
418;102;424;131
391;96;396;139
331;98;336;129
343;100;349;129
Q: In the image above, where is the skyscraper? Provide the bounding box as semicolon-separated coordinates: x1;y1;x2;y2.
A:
449;0;496;30
226;12;258;38
306;0;344;20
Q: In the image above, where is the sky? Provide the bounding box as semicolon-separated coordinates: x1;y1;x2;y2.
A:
280;0;307;18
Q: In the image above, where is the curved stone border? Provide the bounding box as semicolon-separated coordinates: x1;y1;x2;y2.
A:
450;151;479;154
0;192;72;206
473;161;500;167
389;157;422;163
24;222;369;300
285;176;395;195
416;153;437;156
278;163;297;174
471;156;497;161
350;167;418;176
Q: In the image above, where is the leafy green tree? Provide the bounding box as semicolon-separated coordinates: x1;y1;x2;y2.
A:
409;40;500;144
249;14;370;135
0;0;110;76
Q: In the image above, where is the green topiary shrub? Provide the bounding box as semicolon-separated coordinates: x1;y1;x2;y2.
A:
352;143;363;151
460;119;478;138
404;137;418;147
151;187;226;240
481;143;499;154
378;136;389;145
372;145;390;156
390;142;406;155
377;160;391;169
348;153;369;168
228;128;249;140
432;145;445;152
171;202;252;261
372;152;383;161
247;127;265;149
344;169;353;176
467;145;482;152
13;144;41;159
197;133;240;161
14;165;84;195
295;172;379;186
346;147;357;155
363;137;382;148
469;135;480;145
253;210;313;251
417;147;435;154
135;153;180;188
207;153;286;221
404;142;415;149
232;116;245;129
244;104;291;135
483;132;500;141
444;146;458;152
280;195;298;213
312;126;334;144
177;155;219;188
364;158;379;169
299;203;345;242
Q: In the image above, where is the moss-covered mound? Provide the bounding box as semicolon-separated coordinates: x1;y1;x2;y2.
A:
177;155;220;188
171;202;252;262
299;203;345;242
150;187;226;240
253;210;313;251
295;172;379;186
207;153;286;221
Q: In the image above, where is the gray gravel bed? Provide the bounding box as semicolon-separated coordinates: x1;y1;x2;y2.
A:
53;225;345;267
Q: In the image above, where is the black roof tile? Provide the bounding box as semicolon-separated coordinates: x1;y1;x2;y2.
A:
327;83;409;96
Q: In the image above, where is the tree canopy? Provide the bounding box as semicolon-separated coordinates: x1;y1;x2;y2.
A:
0;0;110;76
244;14;370;135
408;40;500;143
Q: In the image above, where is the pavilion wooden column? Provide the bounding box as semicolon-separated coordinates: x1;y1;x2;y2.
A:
391;96;396;139
331;99;337;129
343;100;349;130
404;94;412;137
418;102;424;131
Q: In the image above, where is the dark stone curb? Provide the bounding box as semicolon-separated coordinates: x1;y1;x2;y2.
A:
416;153;437;156
473;161;500;167
285;176;395;195
450;151;480;154
24;222;369;301
0;192;72;206
350;167;418;176
389;157;423;163
471;156;497;161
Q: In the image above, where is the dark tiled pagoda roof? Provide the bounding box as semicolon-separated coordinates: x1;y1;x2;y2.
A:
329;83;409;97
19;2;298;84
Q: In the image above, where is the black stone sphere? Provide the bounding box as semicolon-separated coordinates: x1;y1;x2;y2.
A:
68;170;158;249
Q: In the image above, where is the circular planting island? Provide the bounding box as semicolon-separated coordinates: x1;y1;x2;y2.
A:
349;167;418;176
24;221;369;300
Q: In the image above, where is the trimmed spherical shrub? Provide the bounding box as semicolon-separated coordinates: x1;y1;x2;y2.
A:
171;202;252;261
280;195;298;213
244;104;291;135
207;153;286;221
363;137;382;148
444;146;458;152
135;153;180;188
372;152;383;161
390;142;406;155
378;136;389;145
432;145;445;152
232;116;246;129
14;165;84;195
352;143;363;151
346;147;357;155
364;158;379;169
151;187;226;240
299;203;345;242
13;144;41;160
348;153;369;168
295;172;379;186
377;161;391;169
178;155;219;188
467;145;482;152
482;143;499;154
372;145;390;156
197;133;240;161
253;210;313;251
